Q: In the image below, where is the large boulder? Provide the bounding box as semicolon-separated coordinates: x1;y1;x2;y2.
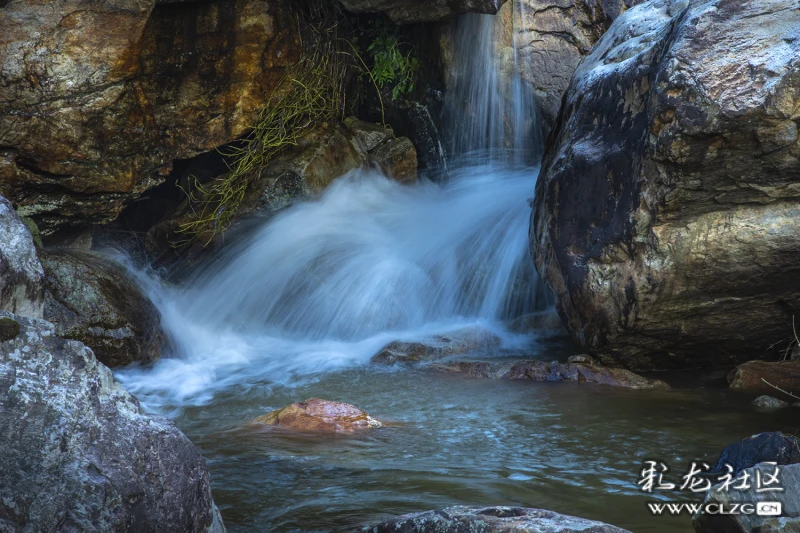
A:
40;249;165;368
532;0;800;370
0;312;225;532
338;0;508;23
709;432;800;476
0;196;45;318
694;462;800;533
0;0;300;236
363;506;631;532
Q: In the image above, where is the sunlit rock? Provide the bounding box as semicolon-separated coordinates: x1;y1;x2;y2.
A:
533;0;800;370
40;249;165;368
363;505;631;532
372;327;502;365
432;358;671;390
0;196;45;319
0;312;225;532
250;398;384;433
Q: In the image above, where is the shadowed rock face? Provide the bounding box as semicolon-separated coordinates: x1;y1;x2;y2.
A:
362;505;631;532
532;0;800;371
709;432;800;476
250;398;384;433
0;312;225;533
0;0;300;235
338;0;508;23
0;196;44;319
40;249;166;368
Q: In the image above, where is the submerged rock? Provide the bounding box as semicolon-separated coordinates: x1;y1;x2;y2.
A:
709;432;800;477
694;462;800;533
752;395;789;409
0;196;45;319
532;0;800;371
372;327;502;365
40;249;165;368
338;0;508;24
432;357;670;390
729;360;800;398
0;312;225;532
363;505;631;532
250;398;384;433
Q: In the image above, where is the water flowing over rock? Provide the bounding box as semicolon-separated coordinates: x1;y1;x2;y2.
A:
431;357;670;389
40;249;166;368
532;0;800;370
362;506;631;532
0;311;225;533
338;0;509;23
0;0;300;236
250;398;384;433
0;196;45;319
371;327;502;365
694;462;800;533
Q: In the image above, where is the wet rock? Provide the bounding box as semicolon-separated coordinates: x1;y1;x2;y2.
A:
508;310;566;335
752;395;789;409
432;359;670;390
0;196;45;319
0;0;301;235
729;360;800;398
372;327;502;365
532;0;800;371
338;0;508;24
0;312;225;532
40;249;165;368
251;398;383;433
344;117;394;153
363;505;631;532
371;137;418;185
709;432;800;477
694;462;800;533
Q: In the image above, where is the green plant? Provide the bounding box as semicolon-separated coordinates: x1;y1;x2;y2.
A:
366;34;419;100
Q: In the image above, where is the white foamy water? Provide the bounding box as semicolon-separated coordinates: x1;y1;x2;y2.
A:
116;165;545;409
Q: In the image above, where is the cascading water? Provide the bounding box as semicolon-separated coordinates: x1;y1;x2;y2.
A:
117;6;547;410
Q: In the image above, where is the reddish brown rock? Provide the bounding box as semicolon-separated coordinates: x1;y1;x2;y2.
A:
432;357;670;390
372;327;501;365
729;360;800;398
250;398;384;433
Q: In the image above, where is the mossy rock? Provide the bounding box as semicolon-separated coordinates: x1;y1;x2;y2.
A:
0;317;21;342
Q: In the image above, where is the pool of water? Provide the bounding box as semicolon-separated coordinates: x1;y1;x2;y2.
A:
167;358;798;533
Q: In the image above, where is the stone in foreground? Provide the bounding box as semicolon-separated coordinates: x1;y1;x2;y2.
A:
363;505;631;532
709;432;800;476
0;311;225;532
251;398;383;433
432;357;670;390
694;463;800;533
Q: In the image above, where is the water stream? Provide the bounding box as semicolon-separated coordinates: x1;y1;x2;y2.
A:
114;8;797;533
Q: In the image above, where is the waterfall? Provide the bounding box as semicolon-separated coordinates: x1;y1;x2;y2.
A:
443;3;542;166
116;3;548;409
